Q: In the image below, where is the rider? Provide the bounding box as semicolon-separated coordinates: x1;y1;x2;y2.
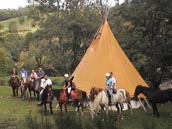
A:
63;73;74;101
30;69;38;80
20;67;28;83
105;72;114;105
38;74;52;105
9;67;19;85
11;68;18;78
109;72;117;93
37;67;45;87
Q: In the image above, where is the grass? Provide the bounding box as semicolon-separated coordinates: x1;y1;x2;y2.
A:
0;16;39;35
0;85;172;129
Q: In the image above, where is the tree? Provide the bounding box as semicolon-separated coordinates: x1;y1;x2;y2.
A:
0;47;13;76
109;0;172;86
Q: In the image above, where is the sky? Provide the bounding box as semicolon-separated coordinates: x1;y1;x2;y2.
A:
0;0;125;9
0;0;29;9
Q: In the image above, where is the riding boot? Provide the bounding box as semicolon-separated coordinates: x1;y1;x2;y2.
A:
108;93;112;105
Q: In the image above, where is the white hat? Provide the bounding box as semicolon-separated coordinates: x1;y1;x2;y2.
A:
105;73;110;77
64;74;69;78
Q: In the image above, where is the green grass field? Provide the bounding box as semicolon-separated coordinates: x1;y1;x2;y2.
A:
0;85;172;129
0;16;38;35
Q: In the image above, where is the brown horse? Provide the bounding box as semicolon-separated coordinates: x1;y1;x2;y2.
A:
53;88;87;113
9;76;20;96
89;87;104;101
21;79;40;100
40;85;54;115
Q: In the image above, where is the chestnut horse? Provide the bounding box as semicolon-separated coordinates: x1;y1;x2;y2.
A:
89;87;132;120
134;85;172;117
53;88;87;113
9;76;20;96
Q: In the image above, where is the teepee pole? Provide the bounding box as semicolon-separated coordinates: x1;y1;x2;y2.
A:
138;97;146;111
144;98;151;109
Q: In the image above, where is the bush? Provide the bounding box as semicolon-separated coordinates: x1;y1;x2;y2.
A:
0;77;9;86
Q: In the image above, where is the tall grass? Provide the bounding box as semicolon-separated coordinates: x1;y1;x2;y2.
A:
0;86;172;129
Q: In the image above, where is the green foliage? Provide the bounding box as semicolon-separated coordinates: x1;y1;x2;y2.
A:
18;16;25;24
109;0;172;85
8;21;18;32
3;33;22;62
0;47;13;76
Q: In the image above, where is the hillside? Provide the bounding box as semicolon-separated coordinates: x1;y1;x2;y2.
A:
0;16;39;35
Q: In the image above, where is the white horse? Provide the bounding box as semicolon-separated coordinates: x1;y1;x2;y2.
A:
90;89;133;120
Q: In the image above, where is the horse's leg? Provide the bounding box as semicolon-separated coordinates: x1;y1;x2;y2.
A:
29;89;32;99
50;102;53;114
59;103;63;112
80;102;84;116
119;103;124;120
154;104;159;117
12;87;15;96
152;103;156;116
37;91;40;101
115;103;121;120
127;101;133;115
44;103;47;115
16;87;18;96
64;104;68;112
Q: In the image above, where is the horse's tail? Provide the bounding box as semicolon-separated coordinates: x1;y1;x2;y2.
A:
82;90;87;101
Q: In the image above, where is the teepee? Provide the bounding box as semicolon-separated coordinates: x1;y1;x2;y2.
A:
71;20;148;97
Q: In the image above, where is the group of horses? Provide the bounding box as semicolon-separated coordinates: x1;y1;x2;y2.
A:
9;76;40;100
9;76;172;119
8;76;87;115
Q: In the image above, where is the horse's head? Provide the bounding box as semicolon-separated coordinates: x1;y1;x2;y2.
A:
89;87;96;100
89;87;103;101
9;77;20;87
134;85;144;98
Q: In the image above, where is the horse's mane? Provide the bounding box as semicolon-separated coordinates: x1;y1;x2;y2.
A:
52;89;63;98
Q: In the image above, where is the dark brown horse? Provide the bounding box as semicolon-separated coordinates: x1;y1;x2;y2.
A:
134;85;172;117
53;88;87;113
9;76;20;96
40;85;54;115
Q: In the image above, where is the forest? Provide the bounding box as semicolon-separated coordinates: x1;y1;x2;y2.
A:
0;0;172;87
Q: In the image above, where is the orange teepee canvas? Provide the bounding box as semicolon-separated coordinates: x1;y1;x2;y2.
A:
71;20;148;97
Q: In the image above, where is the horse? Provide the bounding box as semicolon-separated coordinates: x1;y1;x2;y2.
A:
89;87;132;120
53;88;87;113
9;76;20;96
89;87;103;101
40;85;54;115
20;79;40;100
134;85;172;117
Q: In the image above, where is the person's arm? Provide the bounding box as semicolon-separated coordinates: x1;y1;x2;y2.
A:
63;81;70;89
